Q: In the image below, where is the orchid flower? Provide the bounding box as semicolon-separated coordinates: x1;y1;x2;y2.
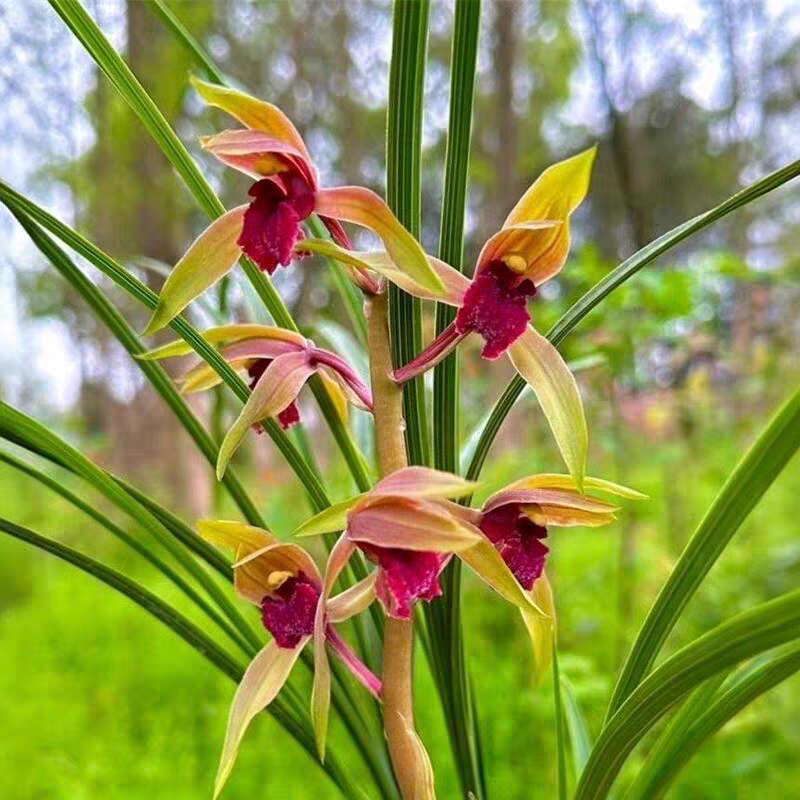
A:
196;520;380;797
299;149;596;487
143;78;444;335
138;324;372;478
295;467;546;622
466;473;646;674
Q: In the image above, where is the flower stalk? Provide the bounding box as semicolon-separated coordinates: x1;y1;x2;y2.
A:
367;291;420;799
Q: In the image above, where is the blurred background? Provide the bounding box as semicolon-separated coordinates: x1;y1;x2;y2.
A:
1;0;799;798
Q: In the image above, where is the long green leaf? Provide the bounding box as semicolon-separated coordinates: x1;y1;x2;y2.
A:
575;589;800;800
0;401;264;653
552;641;568;800
47;0;370;498
0;182;330;513
10;206;266;529
608;384;800;717
625;644;800;800
465;158;800;483
0;450;252;655
387;0;431;468
0;516;363;799
561;678;592;783
424;2;484;797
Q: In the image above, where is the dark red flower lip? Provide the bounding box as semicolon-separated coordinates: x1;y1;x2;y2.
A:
260;571;321;648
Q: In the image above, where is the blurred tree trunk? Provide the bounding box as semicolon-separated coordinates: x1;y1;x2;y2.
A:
491;0;520;222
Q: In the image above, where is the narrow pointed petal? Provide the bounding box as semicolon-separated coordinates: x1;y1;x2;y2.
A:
311;592;330;760
458;532;547;616
217;352;315;479
197;518;275;555
179;363;227;394
508;327;588;490
137;324;307;360
143;206;247;335
308;348;373;410
372;467;478;500
348;497;481;552
309;531;358;760
214;639;307;799
520;571;556;681
503;473;647;500
327;573;378;623
326;625;382;698
483;488;617;516
294;494;365;538
315;187;445;295
533;506;617;528
481;147;596;284
392;322;468;383
201;129;314;185
191;77;312;164
299;239;469;305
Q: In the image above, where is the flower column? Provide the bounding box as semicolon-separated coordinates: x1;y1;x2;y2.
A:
367;291;424;798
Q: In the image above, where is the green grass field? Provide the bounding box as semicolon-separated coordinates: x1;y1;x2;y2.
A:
2;396;799;799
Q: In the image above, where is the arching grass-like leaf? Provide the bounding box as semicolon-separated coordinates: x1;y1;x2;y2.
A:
574;589;800;800
608;384;800;717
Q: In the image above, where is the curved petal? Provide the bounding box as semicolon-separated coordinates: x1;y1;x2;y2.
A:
143;206;247;336
520;571;556;681
508;327;588;491
476;222;561;281
137;324;308;361
191;77;312;164
196;518;276;555
347;497;481;552
293;494;365;538
478;147;596;283
178;362;230;394
299;239;469;306
233;542;322;602
533;506;617;528
372;467;478;500
501;473;647;500
309;348;373;410
214;639;307;798
217;351;316;479
457;529;547;616
327;573;378;623
483;488;617;515
201;129;314;186
315;187;445;295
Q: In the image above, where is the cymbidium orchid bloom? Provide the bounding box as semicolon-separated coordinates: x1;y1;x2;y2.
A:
138;324;372;477
300;149;596;487
196;520;380;798
295;467;546;623
464;473;646;674
143;78;445;336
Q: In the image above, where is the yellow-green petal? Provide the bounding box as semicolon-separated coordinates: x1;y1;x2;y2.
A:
507;327;588;491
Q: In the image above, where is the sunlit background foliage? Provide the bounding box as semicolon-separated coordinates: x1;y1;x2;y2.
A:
1;1;799;798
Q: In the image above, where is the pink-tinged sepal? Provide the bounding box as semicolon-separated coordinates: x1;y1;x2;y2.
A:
191;76;312;163
217;351;317;478
307;347;373;411
315;186;445;295
200;129;316;187
325;625;382;698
